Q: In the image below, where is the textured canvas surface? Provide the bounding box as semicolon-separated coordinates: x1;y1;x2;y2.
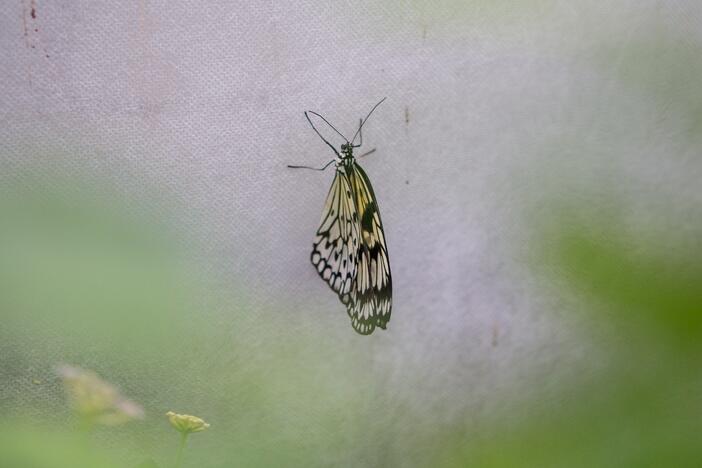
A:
1;1;701;466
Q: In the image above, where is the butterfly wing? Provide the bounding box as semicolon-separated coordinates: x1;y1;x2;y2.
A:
311;169;360;304
346;162;392;335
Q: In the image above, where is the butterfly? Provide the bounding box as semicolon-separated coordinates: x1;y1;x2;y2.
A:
288;98;392;335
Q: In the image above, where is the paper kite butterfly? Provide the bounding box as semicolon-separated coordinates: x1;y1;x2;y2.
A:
288;98;392;335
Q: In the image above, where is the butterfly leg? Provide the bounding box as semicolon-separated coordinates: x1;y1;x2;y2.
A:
357;148;376;159
287;159;336;171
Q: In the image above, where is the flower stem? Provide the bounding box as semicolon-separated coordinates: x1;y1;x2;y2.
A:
78;414;96;434
174;432;189;468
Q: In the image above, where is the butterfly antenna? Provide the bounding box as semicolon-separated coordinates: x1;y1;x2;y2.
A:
307;111;349;143
350;97;386;145
305;112;341;157
287;160;336;171
352;118;363;148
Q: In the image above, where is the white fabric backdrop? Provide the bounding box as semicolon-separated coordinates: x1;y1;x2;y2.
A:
2;1;701;466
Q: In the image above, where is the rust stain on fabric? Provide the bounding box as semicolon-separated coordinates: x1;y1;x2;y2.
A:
21;0;53;86
22;0;50;58
22;1;29;41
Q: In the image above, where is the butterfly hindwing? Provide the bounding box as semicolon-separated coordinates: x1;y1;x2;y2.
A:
311;170;359;304
345;162;392;335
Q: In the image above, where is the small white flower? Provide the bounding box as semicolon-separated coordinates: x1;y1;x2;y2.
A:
166;411;210;434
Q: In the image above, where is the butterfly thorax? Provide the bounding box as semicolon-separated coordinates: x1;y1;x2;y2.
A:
337;143;356;168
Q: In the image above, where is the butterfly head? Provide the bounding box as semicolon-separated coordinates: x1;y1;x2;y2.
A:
340;143;354;159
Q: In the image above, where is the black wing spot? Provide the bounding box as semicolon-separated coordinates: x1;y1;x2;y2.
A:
361;203;376;232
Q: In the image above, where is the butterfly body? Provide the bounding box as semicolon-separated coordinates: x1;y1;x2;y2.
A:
294;102;392;335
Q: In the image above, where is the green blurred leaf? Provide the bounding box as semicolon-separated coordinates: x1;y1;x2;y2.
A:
433;199;702;467
543;212;702;348
0;424;120;468
135;459;160;468
0;177;204;365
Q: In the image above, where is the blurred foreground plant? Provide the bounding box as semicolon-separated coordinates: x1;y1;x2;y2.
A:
166;411;210;468
0;425;120;468
57;365;144;429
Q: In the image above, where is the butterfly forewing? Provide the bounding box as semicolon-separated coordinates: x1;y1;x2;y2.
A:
310;170;359;304
345;162;392;335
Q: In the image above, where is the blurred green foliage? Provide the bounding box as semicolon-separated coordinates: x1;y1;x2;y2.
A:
0;178;195;362
542;209;702;349
0;172;378;467
2;172;700;467
434;207;702;467
0;425;119;468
